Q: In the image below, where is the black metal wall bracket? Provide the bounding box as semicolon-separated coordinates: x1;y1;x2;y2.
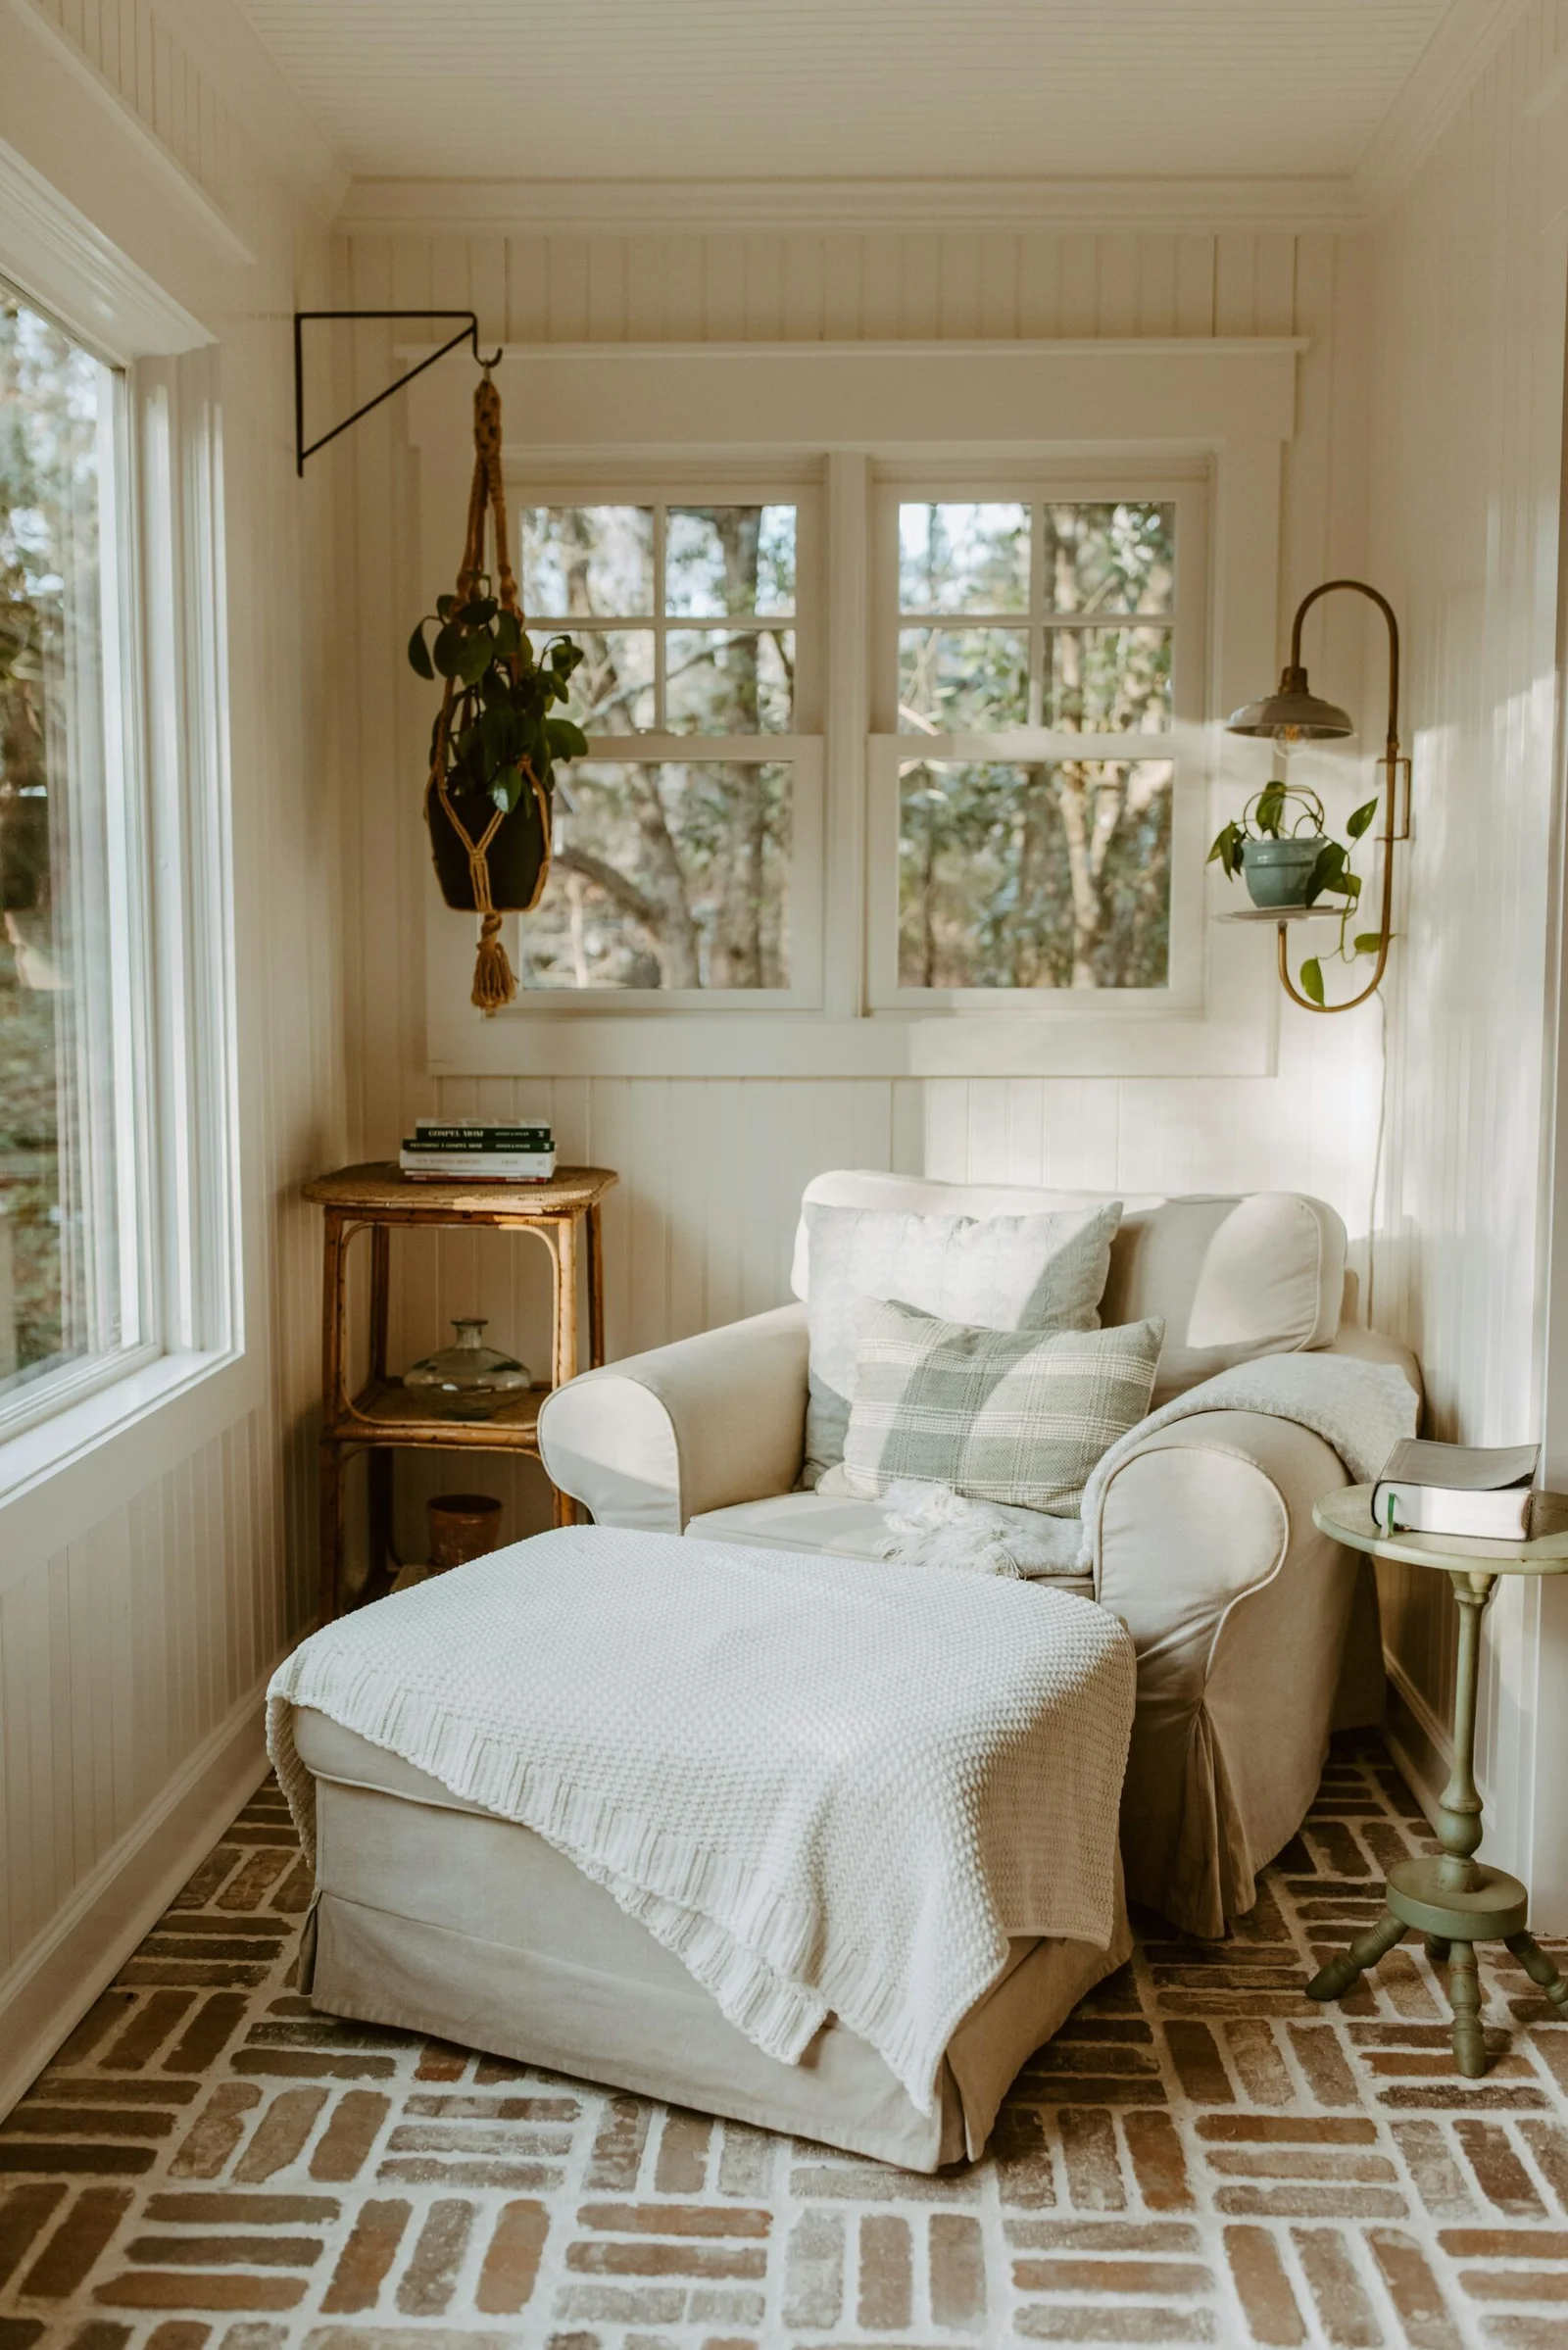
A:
293;309;504;475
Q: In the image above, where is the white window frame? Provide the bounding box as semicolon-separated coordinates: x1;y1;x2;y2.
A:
867;467;1208;1016
500;470;823;1012
408;338;1299;1078
0;152;238;1468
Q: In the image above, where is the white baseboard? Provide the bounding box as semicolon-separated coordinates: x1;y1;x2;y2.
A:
0;1666;281;2122
1383;1650;1452;1836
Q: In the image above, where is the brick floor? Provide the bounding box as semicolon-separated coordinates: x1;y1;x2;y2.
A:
1;1736;1566;2346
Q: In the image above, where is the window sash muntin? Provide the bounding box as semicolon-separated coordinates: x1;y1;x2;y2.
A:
512;735;823;1011
893;492;1179;736
871;473;1207;1010
502;481;823;1006
511;483;818;738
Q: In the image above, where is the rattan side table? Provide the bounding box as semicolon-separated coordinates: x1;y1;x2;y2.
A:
302;1160;617;1621
1307;1484;1568;2074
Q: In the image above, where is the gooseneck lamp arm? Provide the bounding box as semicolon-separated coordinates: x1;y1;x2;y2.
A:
1227;578;1404;1016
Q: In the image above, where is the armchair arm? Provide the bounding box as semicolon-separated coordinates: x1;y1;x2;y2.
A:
1095;1408;1361;1936
537;1302;808;1533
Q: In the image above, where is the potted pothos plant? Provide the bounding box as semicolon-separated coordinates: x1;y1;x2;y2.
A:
1208;778;1383;1005
409;583;587;914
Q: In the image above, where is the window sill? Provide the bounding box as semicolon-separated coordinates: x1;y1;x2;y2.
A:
0;1346;252;1556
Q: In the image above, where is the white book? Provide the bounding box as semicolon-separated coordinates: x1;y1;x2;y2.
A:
1370;1438;1568;1540
399;1150;556;1182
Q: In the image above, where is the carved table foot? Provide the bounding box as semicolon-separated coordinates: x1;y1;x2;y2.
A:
1506;1931;1568;2016
1306;1909;1408;2003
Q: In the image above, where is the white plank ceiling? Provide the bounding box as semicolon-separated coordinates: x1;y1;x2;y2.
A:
233;0;1465;184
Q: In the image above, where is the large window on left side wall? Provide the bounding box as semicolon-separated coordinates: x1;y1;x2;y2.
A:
0;281;148;1429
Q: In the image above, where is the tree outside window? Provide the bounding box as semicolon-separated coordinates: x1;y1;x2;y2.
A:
515;502;797;991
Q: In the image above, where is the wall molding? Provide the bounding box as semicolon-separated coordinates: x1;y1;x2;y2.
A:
0;1669;282;2122
3;0;257;269
0;130;215;358
1352;0;1537;218
149;0;349;223
341;172;1371;241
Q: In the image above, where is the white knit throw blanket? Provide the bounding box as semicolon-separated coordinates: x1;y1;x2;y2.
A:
876;1351;1419;1579
267;1528;1136;2115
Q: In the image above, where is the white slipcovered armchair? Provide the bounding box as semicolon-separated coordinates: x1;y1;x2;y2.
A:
539;1175;1420;1939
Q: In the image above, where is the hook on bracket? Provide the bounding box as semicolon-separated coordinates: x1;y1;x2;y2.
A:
293;310;504;475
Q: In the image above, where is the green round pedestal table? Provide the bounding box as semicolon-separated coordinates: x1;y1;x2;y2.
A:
1308;1486;1568;2075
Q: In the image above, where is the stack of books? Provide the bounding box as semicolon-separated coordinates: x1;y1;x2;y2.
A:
1370;1439;1568;1540
399;1119;556;1184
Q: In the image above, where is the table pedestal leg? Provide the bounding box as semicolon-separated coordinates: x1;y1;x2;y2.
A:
1304;1566;1544;2077
1449;1943;1485;2076
1306;1909;1408;2001
1506;1931;1568;2016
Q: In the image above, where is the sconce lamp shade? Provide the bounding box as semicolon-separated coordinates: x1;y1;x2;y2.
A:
1226;663;1354;742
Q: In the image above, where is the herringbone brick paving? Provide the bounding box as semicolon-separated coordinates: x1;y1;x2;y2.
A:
2;1737;1567;2346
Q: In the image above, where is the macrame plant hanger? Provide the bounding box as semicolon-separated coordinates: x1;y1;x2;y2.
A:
423;373;552;1013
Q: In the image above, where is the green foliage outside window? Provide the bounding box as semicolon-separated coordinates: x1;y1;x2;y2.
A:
1;293;103;1385
515;503;797;990
898;500;1177;990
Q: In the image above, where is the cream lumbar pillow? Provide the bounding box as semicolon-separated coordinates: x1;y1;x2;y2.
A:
842;1297;1165;1516
802;1198;1122;1486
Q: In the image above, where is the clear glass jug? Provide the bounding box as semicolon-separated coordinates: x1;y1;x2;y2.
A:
405;1318;531;1420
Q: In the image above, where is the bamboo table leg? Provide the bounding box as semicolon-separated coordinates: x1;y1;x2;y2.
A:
587;1199;605;1368
368;1224;390;1383
1306;1565;1568;2074
318;1210;351;1621
321;1210;350;1422
548;1215;580;1528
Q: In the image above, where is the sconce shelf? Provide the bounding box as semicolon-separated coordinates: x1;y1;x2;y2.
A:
1217;905;1346;925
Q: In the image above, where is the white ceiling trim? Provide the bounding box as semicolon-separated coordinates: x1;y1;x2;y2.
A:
341;173;1371;240
5;0;257;267
150;0;349;223
1352;0;1537;214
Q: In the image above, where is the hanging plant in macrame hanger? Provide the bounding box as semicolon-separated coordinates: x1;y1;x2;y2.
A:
409;372;586;1013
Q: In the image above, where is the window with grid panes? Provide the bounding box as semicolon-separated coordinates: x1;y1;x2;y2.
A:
514;500;808;993
893;498;1179;993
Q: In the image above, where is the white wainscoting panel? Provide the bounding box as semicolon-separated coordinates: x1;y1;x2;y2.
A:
1367;0;1568;1911
0;2;341;2095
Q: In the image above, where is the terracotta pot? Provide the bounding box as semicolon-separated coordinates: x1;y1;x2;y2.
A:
426;1492;503;1573
427;782;550;911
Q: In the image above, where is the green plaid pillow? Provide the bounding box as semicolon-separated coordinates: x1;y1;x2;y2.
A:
843;1297;1165;1515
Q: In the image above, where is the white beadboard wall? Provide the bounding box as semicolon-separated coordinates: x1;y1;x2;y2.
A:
0;1;342;2099
1365;0;1568;1898
331;223;1389;1562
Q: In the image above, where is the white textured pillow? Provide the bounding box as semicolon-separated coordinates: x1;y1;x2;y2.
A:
802;1198;1122;1486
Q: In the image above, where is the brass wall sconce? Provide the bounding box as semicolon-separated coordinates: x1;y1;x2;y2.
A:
1225;578;1409;1015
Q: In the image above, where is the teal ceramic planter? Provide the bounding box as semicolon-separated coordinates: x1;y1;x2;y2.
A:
1242;834;1326;909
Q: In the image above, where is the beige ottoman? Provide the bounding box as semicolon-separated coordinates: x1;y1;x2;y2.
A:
293;1704;1131;2173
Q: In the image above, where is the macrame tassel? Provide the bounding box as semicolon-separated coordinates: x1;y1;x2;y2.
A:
471;910;517;1015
